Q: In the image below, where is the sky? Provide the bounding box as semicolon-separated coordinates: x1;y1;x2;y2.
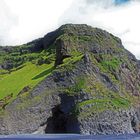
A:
0;0;140;59
115;0;129;4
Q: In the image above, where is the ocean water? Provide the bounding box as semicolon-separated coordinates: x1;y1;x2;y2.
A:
0;134;140;140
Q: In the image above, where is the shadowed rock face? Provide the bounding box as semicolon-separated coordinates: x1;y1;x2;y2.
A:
55;38;71;66
0;24;140;135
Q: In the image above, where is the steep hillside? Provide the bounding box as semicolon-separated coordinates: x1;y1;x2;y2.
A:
0;39;55;103
0;24;140;135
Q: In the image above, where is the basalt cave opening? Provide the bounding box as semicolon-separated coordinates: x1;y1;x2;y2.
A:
45;105;68;133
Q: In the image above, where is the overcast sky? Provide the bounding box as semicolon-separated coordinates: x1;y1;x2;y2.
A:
0;0;140;59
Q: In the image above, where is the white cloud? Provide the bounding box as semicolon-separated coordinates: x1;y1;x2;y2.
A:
59;0;140;59
0;0;17;45
1;0;73;45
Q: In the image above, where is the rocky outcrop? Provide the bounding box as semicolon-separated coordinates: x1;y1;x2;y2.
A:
0;24;140;135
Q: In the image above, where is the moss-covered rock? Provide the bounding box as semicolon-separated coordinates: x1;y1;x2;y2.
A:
0;24;140;135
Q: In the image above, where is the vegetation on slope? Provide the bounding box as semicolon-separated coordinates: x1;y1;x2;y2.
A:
0;43;56;107
0;62;54;99
0;41;84;109
0;24;139;117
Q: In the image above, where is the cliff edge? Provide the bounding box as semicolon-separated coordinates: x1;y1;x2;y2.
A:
0;24;140;135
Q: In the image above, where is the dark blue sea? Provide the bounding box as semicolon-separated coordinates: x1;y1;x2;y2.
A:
0;134;140;140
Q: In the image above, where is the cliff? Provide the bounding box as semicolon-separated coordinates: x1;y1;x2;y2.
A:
0;24;140;135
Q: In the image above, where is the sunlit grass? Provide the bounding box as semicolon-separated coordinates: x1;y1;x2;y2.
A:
0;62;54;99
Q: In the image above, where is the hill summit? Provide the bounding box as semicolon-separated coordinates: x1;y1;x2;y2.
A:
0;24;140;135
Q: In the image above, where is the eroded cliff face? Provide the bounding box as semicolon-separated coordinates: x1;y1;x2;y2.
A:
0;24;140;135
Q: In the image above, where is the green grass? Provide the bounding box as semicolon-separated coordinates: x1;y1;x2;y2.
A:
100;58;121;71
0;62;54;100
74;95;131;118
71;78;131;117
78;97;130;109
55;53;84;72
60;76;86;96
89;53;121;83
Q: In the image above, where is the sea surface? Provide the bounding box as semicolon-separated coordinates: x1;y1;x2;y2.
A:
0;134;140;140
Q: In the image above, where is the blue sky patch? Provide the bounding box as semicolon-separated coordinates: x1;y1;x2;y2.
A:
115;0;130;5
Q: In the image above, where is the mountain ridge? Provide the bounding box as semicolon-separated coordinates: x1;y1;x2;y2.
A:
0;24;140;135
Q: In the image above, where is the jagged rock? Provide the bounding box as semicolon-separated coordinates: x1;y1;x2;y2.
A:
18;86;31;96
0;24;140;135
55;38;71;66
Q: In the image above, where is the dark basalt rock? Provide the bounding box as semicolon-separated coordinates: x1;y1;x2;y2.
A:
0;24;140;135
55;38;71;66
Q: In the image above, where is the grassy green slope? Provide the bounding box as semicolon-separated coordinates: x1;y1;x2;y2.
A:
0;62;54;99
